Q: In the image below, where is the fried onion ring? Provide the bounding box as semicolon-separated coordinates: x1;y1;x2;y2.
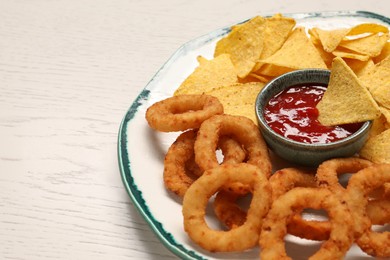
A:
316;157;373;195
182;163;272;252
316;157;389;226
213;168;320;233
270;168;317;200
194;114;271;196
163;130;200;197
259;187;354;260
213;190;247;229
194;114;271;175
164;130;247;197
145;94;223;132
345;164;390;258
268;168;333;241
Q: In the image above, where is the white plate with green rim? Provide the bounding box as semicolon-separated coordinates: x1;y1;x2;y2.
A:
118;11;390;260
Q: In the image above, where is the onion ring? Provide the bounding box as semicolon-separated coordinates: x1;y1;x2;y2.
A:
164;130;247;197
217;136;247;165
194;114;271;175
163;130;200;197
345;164;390;257
316;157;389;226
270;168;317;200
194;114;271;194
213;168;319;233
259;187;355;260
213;190;247;229
268;168;333;241
194;114;271;195
145;94;223;132
316;157;373;196
182;163;272;252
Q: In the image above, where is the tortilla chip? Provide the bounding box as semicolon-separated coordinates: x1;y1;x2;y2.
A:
308;27;321;45
373;41;390;63
332;47;370;61
311;37;335;68
339;33;389;57
314;27;350;52
260;27;327;70
205;82;265;124
261;14;296;59
254;14;296;71
214;16;266;78
174;54;238;95
196;55;209;65
348;23;389;36
368;114;388;139
255;63;294;77
237;74;264;83
371;84;390;109
247;73;274;83
317;57;381;126
359;128;390;164
380;106;390;123
359;55;390;96
345;58;375;77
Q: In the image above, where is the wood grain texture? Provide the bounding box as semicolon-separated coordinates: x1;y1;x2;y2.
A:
1;0;389;259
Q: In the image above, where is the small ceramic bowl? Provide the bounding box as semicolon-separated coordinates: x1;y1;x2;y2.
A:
255;69;372;167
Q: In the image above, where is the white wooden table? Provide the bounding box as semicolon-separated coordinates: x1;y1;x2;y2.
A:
1;0;389;259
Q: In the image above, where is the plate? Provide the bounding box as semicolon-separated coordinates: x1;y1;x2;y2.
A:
118;11;390;260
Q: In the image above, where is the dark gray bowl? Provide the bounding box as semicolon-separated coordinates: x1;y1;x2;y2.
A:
255;69;372;167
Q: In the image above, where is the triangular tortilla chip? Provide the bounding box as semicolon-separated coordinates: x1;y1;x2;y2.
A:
371;83;390;109
380;106;390;123
255;63;293;77
360;128;390;164
317;57;381;126
253;14;296;71
347;23;389;36
205;82;265;124
345;58;375;77
339;33;389;57
373;41;390;63
214;16;266;78
332;47;370;61
315;27;350;52
359;55;390;95
174;54;238;95
261;14;296;59
260;27;327;70
310;36;335;68
367;115;388;139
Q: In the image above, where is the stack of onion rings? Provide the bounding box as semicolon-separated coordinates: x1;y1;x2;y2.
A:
145;94;390;258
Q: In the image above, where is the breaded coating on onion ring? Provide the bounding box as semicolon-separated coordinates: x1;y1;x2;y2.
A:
145;94;223;132
345;164;390;258
260;187;354;260
194;114;271;194
182;163;272;252
164;130;246;197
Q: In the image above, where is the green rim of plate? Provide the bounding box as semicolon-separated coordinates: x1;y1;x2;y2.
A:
117;10;390;260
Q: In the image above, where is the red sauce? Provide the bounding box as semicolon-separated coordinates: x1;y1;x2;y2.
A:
263;84;363;144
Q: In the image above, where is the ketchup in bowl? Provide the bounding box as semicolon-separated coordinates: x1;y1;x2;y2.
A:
263;84;363;144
